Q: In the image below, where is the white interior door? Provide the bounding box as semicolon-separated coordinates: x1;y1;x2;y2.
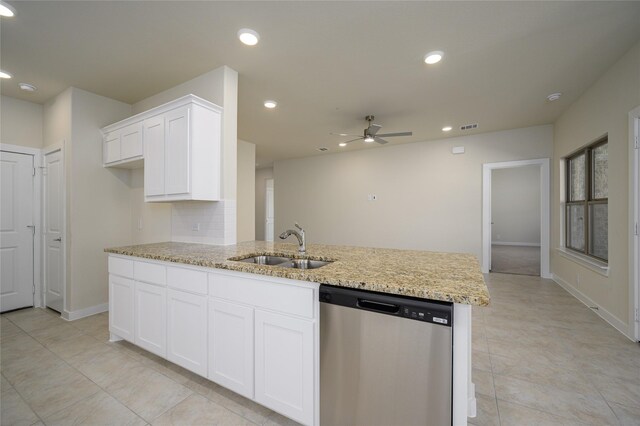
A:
44;150;64;312
265;179;274;242
0;151;34;312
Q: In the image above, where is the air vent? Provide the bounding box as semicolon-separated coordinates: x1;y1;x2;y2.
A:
317;147;329;152
460;123;478;131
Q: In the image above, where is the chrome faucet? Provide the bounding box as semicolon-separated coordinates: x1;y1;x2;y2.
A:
279;223;306;254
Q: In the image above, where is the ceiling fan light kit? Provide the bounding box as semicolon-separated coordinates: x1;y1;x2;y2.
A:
334;115;413;147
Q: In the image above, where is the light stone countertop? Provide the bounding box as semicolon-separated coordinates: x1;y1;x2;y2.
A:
105;241;489;306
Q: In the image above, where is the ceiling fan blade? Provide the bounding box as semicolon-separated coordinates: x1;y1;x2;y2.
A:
376;131;413;137
342;137;363;144
374;137;389;145
367;123;382;136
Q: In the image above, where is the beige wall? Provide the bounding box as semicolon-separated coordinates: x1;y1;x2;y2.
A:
68;88;132;312
43;87;132;313
237;140;256;242
1;96;43;149
275;125;553;261
492;166;540;245
552;41;640;336
255;167;274;241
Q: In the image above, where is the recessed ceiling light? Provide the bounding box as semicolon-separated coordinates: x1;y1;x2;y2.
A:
546;92;562;102
364;136;375;143
0;69;12;79
238;28;260;46
18;83;37;92
442;126;452;132
263;100;277;109
424;51;444;65
339;133;348;136
0;1;16;17
338;142;347;147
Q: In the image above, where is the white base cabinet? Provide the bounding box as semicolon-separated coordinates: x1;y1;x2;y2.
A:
108;255;319;426
167;289;208;376
134;282;166;357
255;310;315;426
108;274;135;343
208;298;254;399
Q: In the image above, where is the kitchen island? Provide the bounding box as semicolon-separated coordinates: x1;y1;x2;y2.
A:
105;241;489;426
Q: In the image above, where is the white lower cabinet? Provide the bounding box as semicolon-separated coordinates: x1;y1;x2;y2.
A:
134;281;166;357
167;289;208;376
109;274;135;343
255;309;315;426
208;298;254;399
108;256;318;426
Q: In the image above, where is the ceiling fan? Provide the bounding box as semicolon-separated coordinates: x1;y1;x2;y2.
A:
333;115;413;146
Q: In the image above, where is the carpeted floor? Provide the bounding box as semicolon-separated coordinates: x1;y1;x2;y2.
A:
491;244;540;276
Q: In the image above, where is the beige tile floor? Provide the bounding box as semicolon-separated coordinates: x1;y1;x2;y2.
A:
1;272;639;425
490;245;541;276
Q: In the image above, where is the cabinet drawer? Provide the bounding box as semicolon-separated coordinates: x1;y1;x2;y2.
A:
167;266;207;294
134;261;166;286
210;273;314;318
108;256;133;278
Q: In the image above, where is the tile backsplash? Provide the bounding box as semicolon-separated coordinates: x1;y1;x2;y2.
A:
171;200;236;245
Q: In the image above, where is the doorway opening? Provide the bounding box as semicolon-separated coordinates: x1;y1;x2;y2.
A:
482;158;550;278
265;178;274;241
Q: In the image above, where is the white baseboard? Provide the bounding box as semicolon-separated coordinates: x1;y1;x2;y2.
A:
62;303;108;321
552;274;633;341
492;242;541;247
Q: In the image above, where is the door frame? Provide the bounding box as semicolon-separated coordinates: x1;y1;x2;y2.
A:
482;158;551;278
265;178;274;241
42;142;67;314
629;106;640;341
0;143;42;308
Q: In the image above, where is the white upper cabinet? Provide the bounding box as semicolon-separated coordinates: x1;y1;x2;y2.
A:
102;95;222;202
103;122;143;168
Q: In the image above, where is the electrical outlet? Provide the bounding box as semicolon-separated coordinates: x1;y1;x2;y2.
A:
137;218;143;230
368;194;378;201
192;223;200;232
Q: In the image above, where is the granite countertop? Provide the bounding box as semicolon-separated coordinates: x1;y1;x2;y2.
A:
105;241;489;306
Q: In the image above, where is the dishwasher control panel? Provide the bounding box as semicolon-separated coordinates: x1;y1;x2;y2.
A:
319;284;453;327
401;306;450;325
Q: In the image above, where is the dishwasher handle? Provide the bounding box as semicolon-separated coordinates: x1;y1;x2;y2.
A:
357;298;400;314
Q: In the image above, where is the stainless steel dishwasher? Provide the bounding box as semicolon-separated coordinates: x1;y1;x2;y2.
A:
320;284;453;426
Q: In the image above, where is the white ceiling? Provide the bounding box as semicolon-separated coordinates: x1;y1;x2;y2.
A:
2;1;640;165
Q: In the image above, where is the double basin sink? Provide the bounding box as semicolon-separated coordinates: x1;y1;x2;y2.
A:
234;254;332;270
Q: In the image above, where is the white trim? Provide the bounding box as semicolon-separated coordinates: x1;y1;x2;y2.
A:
492;242;541;247
42;142;67;315
452;303;473;426
62;303;108;321
552;273;633;341
0;144;43;309
482;158;551;278
555;247;609;277
629;105;640;342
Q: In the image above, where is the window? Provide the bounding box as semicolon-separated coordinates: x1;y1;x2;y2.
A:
565;138;608;261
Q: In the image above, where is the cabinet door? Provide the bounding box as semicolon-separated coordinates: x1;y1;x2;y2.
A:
104;131;121;164
109;275;134;342
120;122;143;160
167;289;207;376
143;115;165;197
208;298;254;398
164;107;190;195
134;282;166;357
255;310;314;425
